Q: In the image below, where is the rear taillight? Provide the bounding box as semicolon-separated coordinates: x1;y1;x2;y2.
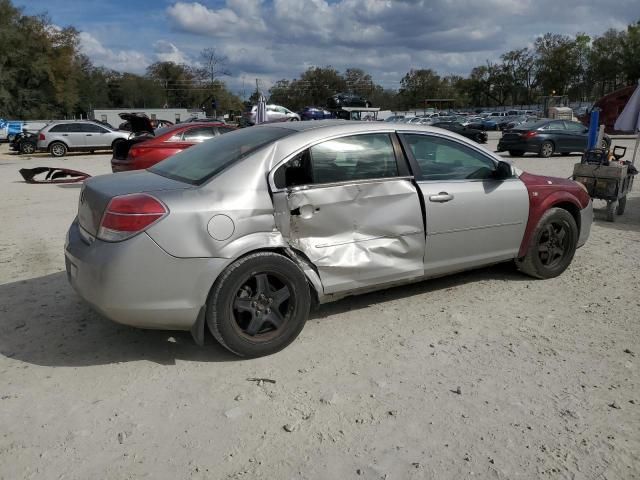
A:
39;133;45;141
98;193;167;242
522;131;537;139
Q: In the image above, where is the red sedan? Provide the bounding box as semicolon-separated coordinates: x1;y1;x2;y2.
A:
111;122;235;172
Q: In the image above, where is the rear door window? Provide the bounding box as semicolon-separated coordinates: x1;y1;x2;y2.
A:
564;121;586;133
273;134;400;189
49;124;71;133
542;121;566;131
80;123;108;133
309;134;398;184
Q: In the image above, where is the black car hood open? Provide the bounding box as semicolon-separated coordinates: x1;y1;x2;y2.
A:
118;113;154;135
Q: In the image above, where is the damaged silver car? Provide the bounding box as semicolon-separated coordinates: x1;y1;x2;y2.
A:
65;121;593;357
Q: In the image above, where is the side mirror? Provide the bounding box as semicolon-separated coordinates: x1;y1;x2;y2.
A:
494;161;512;180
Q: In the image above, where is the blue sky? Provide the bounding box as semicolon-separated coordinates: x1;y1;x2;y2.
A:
19;0;640;96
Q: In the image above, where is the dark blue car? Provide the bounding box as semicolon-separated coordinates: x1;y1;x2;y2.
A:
298;106;334;121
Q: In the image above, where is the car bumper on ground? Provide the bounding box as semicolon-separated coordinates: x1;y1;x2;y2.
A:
577;199;593;248
64;221;230;330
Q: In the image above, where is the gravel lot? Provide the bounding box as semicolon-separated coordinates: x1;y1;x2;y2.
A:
0;134;638;479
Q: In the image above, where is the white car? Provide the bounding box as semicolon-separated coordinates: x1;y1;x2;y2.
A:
242;104;300;125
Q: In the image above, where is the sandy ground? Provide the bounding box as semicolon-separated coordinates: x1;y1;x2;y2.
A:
0;135;638;480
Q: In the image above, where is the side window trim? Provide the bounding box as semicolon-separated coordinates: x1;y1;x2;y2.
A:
397;132;500;182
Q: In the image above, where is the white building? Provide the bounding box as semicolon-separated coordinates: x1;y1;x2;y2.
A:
90;108;206;128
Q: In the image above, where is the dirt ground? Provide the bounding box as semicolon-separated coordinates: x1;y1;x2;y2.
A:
0;135;638;480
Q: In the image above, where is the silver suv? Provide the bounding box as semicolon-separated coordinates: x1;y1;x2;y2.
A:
242;104;300;125
37;120;132;157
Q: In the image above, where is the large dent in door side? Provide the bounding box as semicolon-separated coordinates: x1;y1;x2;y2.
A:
284;181;424;294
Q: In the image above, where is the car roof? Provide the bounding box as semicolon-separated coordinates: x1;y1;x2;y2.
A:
261;120;502;162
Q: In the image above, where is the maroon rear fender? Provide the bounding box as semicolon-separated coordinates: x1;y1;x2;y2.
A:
518;172;589;257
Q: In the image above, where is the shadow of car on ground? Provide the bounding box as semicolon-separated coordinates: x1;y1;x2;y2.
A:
0;262;528;368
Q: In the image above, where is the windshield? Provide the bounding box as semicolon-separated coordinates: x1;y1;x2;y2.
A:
151;126;292;185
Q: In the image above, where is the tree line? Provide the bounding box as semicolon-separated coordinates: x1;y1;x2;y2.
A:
1;0;638;120
0;0;243;119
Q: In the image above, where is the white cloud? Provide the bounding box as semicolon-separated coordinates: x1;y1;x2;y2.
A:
74;0;640;95
167;1;266;37
79;32;149;73
154;40;189;64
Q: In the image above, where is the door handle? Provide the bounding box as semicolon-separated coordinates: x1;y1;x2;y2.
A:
86;134;92;136
429;192;454;203
62;134;69;136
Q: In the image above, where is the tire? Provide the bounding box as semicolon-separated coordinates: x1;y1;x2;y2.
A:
539;141;554;158
616;196;626;215
290;117;300;122
20;142;36;154
474;134;484;143
601;138;610;150
509;150;525;157
516;208;578;279
207;252;311;357
49;141;67;157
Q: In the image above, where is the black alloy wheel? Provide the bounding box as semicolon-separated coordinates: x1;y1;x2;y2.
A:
536;222;569;269
516;208;578;279
21;141;36;154
207;252;311;357
231;272;293;341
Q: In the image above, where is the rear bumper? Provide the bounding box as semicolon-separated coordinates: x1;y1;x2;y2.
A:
577;199;593;248
65;221;229;330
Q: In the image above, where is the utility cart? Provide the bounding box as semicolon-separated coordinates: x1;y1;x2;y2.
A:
572;146;636;222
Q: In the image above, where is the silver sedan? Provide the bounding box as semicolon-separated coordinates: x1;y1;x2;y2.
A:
65;121;593;357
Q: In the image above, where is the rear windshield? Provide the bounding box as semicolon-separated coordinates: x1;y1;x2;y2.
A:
150;126;292;185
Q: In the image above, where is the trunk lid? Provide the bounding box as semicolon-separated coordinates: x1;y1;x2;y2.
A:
78;170;192;236
119;113;154;135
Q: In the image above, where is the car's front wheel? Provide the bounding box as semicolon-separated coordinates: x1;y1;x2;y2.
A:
207;252;311;357
516;208;578;279
20;141;36;154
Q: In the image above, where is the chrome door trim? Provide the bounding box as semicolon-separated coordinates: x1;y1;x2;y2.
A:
288;176;414;193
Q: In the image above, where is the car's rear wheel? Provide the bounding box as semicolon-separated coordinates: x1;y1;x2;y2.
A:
539;141;554;158
207;252;310;357
516;208;578;279
616;196;627;215
509;150;525;157
49;141;67;157
20;142;36;154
